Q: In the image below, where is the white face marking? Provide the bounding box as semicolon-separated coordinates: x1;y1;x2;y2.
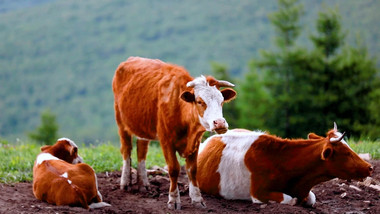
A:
72;155;83;164
187;76;226;132
331;131;354;151
57;137;78;148
36;153;59;165
215;130;265;200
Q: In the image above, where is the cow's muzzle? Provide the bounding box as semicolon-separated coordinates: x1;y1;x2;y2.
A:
212;119;228;134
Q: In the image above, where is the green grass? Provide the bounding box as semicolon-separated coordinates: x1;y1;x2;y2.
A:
0;139;378;183
0;141;185;183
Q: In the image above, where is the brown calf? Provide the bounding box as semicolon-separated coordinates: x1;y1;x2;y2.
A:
33;138;110;209
112;57;236;209
197;124;373;206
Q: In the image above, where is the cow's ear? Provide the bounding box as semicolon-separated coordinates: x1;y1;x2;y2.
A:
321;145;333;160
221;88;237;103
180;91;195;103
40;145;51;152
308;133;323;140
70;146;78;156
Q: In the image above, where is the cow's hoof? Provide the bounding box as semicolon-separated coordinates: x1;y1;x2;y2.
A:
120;185;132;192
193;201;207;209
168;202;181;210
138;185;150;193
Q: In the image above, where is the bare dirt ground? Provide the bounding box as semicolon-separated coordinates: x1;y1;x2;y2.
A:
1;160;379;214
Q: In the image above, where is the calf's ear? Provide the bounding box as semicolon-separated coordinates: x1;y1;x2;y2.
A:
40;145;51;152
221;88;237;103
70;146;78;156
180;91;195;103
308;133;323;140
321;145;333;160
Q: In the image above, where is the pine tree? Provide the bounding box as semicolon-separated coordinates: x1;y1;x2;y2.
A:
29;110;59;145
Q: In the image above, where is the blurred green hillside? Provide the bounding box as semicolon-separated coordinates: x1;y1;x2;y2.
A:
0;0;379;143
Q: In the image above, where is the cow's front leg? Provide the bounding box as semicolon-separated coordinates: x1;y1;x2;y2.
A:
162;146;181;210
251;191;297;205
136;139;150;192
186;152;206;208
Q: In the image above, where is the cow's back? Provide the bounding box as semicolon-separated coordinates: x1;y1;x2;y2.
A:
112;57;193;139
33;160;98;207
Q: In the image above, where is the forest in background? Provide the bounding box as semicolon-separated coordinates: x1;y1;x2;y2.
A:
0;0;379;144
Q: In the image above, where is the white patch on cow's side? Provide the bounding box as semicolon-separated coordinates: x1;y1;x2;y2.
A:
120;159;131;188
305;191;316;207
217;130;265;200
36;153;60;165
61;172;68;178
251;196;263;204
67;179;72;184
189;183;203;203
58;137;78;148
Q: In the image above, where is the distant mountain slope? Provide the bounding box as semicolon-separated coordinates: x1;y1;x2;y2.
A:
0;0;378;143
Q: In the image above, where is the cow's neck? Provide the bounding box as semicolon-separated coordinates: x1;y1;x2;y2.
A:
280;139;333;198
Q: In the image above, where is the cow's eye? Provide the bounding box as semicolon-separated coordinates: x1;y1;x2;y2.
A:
197;101;203;105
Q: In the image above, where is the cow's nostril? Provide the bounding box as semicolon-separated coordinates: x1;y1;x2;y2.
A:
369;166;373;172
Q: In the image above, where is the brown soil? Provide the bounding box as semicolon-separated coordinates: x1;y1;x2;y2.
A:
1;160;379;214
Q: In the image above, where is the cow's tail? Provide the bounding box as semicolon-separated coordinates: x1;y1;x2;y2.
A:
89;202;111;209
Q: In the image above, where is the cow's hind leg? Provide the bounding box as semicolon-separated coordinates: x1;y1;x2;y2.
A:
186;152;206;208
161;146;181;210
119;129;133;191
136;139;150;192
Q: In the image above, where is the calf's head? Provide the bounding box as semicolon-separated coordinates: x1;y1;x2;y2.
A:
40;138;83;164
310;124;373;181
180;75;236;134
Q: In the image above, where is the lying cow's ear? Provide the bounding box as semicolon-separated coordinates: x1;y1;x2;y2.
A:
308;133;323;140
180;91;195;103
321;145;333;160
40;145;51;152
221;88;237;103
70;147;78;156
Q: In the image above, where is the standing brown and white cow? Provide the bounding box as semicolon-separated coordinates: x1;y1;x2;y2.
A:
197;123;373;207
112;57;236;209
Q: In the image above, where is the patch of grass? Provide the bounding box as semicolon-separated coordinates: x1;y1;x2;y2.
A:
0;143;40;183
348;139;380;160
0;141;185;183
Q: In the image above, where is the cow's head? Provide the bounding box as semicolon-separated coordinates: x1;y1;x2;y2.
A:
180;75;236;134
40;138;83;164
309;123;373;181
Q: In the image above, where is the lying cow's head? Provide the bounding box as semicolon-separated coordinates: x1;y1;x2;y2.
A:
40;138;83;164
308;123;373;181
180;75;236;134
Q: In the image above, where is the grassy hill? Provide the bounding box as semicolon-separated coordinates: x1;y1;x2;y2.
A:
0;0;379;143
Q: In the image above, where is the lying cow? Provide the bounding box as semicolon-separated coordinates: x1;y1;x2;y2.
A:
197;124;373;207
33;138;110;209
112;57;236;209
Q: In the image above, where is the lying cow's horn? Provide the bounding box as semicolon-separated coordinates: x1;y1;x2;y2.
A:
217;80;235;87
330;132;346;143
